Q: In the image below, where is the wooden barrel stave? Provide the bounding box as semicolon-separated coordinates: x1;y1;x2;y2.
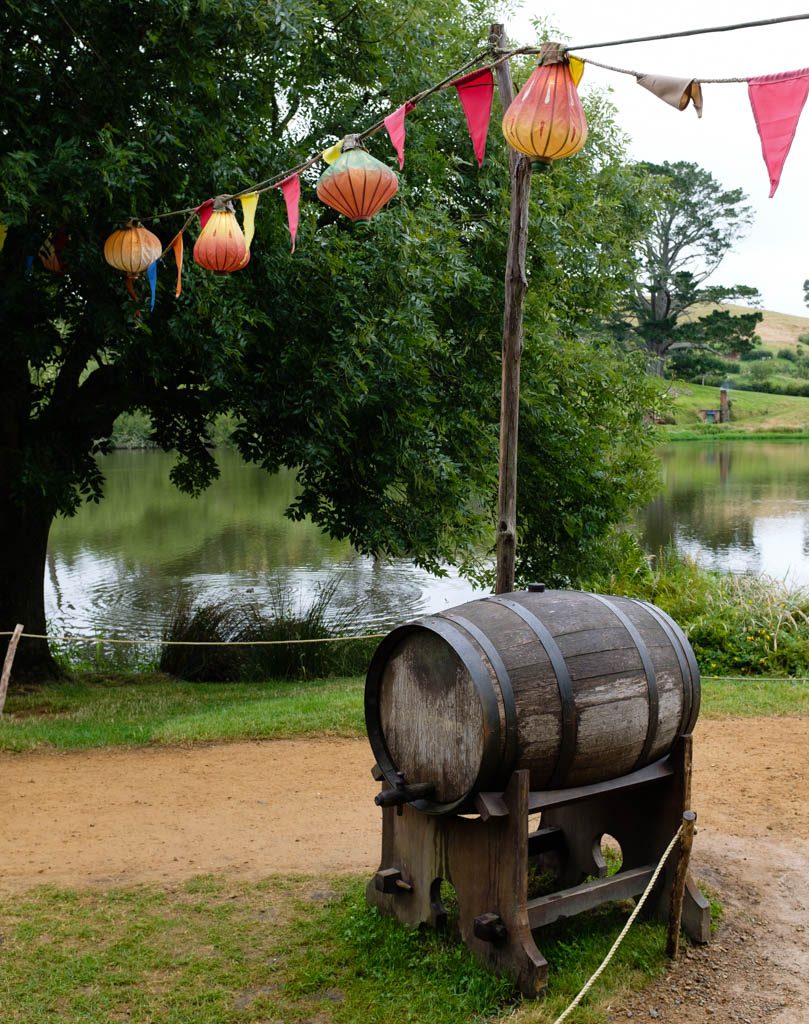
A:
366;589;700;814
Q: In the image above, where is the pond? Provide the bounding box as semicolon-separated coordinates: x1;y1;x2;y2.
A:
45;440;809;640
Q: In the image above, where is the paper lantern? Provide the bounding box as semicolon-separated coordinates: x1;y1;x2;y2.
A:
193;199;247;274
501;47;588;166
104;220;162;275
316;137;398;222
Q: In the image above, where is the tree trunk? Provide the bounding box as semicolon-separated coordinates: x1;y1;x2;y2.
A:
0;503;63;684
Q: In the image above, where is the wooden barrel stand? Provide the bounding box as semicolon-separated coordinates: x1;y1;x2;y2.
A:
365;589;711;997
367;735;710;998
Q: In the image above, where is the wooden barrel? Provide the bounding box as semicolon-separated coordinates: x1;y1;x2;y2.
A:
365;588;700;815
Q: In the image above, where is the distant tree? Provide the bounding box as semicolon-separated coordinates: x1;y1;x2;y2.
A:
613;161;762;373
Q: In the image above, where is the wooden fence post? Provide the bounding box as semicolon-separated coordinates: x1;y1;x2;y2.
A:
0;624;24;716
667;810;697;958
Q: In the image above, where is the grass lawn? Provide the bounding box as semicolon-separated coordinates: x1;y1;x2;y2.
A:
0;873;674;1024
0;672;760;1023
663;381;809;436
1;672;807;753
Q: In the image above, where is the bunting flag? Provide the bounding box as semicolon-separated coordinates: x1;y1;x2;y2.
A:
454;67;495;167
239;192;259;265
278;173;300;252
569;56;585;87
196;198;214;228
636;74;703;118
37;226;69;273
170;232;183;296
322;139;344;165
384;102;414;169
146;259;157;311
748;68;809;197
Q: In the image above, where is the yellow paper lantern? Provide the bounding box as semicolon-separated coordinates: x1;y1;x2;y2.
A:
193;199;247;274
316;138;398;223
501;46;588;167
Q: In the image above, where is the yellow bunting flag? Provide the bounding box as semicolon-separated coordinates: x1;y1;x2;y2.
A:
170;232;184;297
569;56;585;87
239;192;259;265
322;138;344;165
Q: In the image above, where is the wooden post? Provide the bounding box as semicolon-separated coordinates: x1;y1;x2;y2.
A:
490;22;532;595
666;810;697;958
0;624;24;716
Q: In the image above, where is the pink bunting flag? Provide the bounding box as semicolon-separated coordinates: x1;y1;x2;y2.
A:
196;199;214;228
277;174;300;252
748;68;809;197
453;67;495;167
383;102;414;169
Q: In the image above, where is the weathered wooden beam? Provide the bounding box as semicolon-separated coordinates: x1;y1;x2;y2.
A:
490;22;532;595
527;865;655;929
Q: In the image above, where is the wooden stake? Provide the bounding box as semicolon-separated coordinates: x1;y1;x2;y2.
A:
666;810;697;958
0;624;24;716
490;22;532;595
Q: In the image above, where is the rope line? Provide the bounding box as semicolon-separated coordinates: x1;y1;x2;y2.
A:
0;631;385;647
551;824;685;1024
146;46;493;222
574;55;749;83
144;12;809;224
565;13;809;52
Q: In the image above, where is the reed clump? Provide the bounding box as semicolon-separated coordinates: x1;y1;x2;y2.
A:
159;576;379;682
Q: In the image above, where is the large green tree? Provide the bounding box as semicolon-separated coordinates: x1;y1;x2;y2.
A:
612;161;762;373
2;2;661;681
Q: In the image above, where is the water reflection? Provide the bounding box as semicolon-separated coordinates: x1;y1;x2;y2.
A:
45;450;486;638
48;441;809;639
638;441;809;585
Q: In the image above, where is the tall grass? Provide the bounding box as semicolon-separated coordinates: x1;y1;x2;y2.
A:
593;549;809;676
158;576;379;682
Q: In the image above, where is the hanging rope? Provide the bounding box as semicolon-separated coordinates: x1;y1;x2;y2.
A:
551;824;685;1024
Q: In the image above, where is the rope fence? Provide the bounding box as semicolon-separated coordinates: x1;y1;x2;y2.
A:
0;630;386;647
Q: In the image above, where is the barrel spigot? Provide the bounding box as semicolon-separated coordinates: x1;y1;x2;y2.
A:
375;782;435;808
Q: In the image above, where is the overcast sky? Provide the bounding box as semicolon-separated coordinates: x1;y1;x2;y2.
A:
508;2;809;316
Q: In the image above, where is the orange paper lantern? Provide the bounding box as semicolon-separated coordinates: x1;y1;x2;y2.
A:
193;200;247;274
104;220;162;275
316;138;398;222
501;46;588;166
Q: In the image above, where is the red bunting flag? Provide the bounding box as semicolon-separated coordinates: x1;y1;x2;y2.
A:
277;174;300;252
196;199;214;228
748;68;809;197
383;102;414;169
453;67;495;167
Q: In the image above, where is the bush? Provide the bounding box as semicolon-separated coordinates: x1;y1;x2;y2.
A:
590;549;809;676
777;347;798;362
739;349;773;361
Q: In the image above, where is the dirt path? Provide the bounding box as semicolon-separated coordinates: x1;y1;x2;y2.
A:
2;718;808;1021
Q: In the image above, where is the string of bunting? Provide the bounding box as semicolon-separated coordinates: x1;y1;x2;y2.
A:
9;14;809;309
